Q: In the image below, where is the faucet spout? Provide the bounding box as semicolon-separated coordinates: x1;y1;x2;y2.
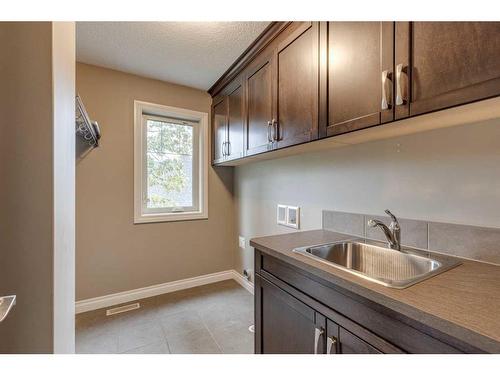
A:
367;210;401;251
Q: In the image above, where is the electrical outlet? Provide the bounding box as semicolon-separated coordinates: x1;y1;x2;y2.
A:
238;236;246;248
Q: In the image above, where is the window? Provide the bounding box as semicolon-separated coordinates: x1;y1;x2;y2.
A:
134;101;208;223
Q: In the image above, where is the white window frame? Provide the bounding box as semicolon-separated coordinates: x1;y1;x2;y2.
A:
134;100;208;223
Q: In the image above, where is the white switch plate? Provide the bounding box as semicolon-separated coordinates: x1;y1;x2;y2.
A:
286;206;300;229
277;204;287;225
277;204;301;230
238;236;246;248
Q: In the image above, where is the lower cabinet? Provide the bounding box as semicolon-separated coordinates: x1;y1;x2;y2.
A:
255;274;398;354
254;250;479;353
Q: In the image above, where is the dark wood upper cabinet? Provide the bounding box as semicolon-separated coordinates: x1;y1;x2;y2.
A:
274;22;319;148
326;22;394;137
244;51;274;156
226;79;245;160
396;22;500;119
211;96;227;164
211;21;500;165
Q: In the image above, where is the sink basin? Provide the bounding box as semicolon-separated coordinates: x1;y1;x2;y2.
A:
0;295;16;323
293;240;461;289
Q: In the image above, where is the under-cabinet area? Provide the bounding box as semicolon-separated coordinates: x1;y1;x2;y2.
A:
210;21;500;166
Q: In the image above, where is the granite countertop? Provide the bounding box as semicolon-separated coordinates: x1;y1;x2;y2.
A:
250;229;500;353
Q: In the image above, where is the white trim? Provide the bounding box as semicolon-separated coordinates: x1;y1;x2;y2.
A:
133;100;209;224
75;269;254;314
230;270;255;295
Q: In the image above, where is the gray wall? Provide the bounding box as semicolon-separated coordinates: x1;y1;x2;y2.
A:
234;119;500;276
0;22;75;353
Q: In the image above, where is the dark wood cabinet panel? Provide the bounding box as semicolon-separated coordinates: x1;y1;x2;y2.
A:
275;22;319;148
256;274;325;354
244;53;274;156
226;81;244;160
398;22;500;117
211;96;227;164
326;22;394;137
339;327;382;354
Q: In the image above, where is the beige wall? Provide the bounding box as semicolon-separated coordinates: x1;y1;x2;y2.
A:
0;22;75;353
234;118;500;277
76;63;234;300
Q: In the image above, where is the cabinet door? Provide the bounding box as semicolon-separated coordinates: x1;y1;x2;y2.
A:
326;22;394;137
244;52;274;156
326;319;381;354
396;22;500;118
226;80;244;160
255;275;326;354
275;22;319;148
212;96;227;164
338;327;382;354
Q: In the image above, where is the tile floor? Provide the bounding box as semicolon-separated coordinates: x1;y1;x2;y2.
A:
76;280;254;354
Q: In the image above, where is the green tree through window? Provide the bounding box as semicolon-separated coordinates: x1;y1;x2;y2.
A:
146;119;193;208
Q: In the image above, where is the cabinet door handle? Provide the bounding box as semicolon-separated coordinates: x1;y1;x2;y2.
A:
221;141;226;157
396;63;407;106
381;70;392;110
226;141;231;156
327;336;338;354
272;119;278;142
267;121;272;142
314;327;324;354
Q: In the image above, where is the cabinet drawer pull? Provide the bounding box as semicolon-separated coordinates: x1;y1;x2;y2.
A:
314;327;324;354
267;121;273;142
272;119;278;142
381;70;392;110
221;141;226;157
396;63;407;106
226;141;231;156
327;336;338;354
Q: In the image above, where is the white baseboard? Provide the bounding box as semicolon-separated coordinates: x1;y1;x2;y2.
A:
230;270;255;295
75;269;254;314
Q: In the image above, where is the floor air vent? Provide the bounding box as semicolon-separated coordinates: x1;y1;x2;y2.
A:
106;302;140;316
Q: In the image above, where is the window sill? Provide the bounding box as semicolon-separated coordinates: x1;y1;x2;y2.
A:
134;211;208;224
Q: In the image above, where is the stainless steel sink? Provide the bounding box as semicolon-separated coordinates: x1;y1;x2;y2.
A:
293;239;461;289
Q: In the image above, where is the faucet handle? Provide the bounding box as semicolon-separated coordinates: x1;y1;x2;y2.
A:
384;209;398;222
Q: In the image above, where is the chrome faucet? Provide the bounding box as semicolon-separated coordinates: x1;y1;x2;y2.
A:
367;209;401;251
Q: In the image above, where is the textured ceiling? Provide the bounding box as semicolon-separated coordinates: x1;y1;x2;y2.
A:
76;22;270;90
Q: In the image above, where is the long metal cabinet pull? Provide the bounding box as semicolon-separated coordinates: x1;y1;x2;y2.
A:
272;119;278;141
314;327;324;354
381;70;392;110
327;336;338;354
226;141;231;156
267;121;272;142
396;63;406;105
